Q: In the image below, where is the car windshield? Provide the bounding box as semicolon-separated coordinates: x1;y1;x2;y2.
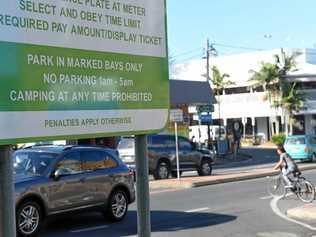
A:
286;137;306;145
13;152;56;176
118;138;134;149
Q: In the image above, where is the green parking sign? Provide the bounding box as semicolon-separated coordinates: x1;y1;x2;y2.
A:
198;104;214;114
0;0;169;145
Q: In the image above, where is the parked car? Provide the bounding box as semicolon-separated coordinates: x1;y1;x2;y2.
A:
284;135;316;162
16;140;66;149
117;136;136;170
118;134;214;180
13;145;135;237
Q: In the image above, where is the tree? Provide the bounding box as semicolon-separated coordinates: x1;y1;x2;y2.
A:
210;66;234;138
249;50;305;136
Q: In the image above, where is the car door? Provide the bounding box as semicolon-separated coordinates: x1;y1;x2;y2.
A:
178;137;197;169
48;151;88;212
80;150;116;205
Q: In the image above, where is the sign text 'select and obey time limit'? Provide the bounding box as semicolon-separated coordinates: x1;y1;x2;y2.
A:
0;0;169;144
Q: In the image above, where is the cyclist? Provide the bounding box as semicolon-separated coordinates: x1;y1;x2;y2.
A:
273;144;299;188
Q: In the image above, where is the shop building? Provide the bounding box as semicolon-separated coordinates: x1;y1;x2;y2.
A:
171;48;316;142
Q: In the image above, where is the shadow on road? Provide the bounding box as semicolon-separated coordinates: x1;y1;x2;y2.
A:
43;210;237;236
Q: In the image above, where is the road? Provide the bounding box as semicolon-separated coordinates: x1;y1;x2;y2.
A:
41;168;316;237
177;147;279;178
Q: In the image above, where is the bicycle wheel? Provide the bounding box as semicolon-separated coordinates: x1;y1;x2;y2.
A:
267;176;286;197
296;180;315;203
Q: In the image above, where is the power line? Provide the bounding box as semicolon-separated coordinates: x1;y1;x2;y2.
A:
169;47;203;59
213;43;265;51
173;52;203;63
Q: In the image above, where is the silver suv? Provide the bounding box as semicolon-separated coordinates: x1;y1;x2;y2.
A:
13;145;135;237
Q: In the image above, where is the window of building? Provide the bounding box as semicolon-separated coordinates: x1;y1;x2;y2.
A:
292;115;305;135
312;115;316;135
225;87;250;95
253;86;264;92
309;136;316;145
213;88;224;96
297;82;316;90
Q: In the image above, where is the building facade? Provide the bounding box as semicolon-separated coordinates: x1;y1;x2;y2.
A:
171;48;316;141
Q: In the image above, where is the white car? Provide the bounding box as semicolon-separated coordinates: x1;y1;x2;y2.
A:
117;137;135;169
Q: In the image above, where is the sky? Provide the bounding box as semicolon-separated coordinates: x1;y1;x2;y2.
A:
167;0;316;63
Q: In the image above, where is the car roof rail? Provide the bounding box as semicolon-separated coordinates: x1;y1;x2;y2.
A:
22;145;34;149
62;145;76;151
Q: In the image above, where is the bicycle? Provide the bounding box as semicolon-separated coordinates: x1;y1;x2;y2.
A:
267;170;315;203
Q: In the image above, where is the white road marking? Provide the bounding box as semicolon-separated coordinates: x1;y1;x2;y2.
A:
260;195;273;200
70;225;109;233
185;207;209;213
270;196;316;231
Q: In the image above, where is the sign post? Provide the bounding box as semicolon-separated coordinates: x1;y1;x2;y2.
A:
135;135;151;237
242;117;247;138
0;145;15;237
0;1;169;236
170;109;183;180
174;122;180;180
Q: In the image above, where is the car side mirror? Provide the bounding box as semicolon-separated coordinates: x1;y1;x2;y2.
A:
52;169;61;180
52;168;67;180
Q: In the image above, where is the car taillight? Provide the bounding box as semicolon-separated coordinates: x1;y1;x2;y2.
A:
305;147;310;153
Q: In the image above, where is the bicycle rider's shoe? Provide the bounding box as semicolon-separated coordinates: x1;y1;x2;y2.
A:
284;184;294;189
290;186;297;192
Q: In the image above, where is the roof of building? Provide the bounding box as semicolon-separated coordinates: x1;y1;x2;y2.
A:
170;79;213;105
287;63;316;81
170;48;316;88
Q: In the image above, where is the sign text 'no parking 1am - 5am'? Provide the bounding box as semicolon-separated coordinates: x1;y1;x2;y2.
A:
0;0;169;144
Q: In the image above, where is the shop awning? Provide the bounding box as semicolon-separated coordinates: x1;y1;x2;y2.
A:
170;79;213;105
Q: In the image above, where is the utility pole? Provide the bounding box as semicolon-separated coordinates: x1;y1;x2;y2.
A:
206;39;211;150
205;39;217;150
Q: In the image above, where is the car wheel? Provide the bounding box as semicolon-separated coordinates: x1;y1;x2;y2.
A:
16;201;43;237
312;153;316;163
106;190;128;222
171;171;182;178
154;161;170;180
198;159;212;176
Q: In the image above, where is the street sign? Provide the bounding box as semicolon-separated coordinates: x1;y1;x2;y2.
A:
198;104;214;113
170;109;184;123
0;0;169;145
199;114;212;123
169;109;182;180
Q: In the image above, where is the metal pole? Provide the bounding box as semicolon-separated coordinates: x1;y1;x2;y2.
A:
174;122;180;180
206;39;211;149
0;145;16;237
252;117;256;144
135;135;151;237
198;118;202;148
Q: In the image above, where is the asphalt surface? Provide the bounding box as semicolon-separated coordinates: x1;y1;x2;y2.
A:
175;147;279;178
40;172;316;237
39;148;316;237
